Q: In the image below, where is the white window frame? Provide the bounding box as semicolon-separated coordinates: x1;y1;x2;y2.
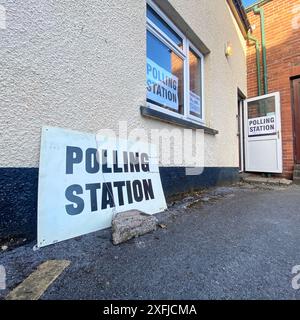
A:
146;0;205;124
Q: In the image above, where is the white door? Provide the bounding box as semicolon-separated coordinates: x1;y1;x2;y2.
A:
244;92;282;173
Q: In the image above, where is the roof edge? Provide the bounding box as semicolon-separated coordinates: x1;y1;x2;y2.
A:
227;0;251;38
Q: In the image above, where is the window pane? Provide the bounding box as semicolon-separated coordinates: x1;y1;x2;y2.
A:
146;5;183;47
189;48;202;118
247;96;275;119
147;31;184;114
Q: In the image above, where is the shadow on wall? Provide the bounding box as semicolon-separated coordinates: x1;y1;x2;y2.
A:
247;22;300;178
247;33;300;97
247;4;300;96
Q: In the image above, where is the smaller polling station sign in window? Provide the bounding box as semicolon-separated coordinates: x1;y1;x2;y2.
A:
37;127;167;247
189;91;202;115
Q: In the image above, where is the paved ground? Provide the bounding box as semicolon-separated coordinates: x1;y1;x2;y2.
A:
1;183;300;300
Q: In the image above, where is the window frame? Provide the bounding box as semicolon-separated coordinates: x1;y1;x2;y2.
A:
146;0;205;124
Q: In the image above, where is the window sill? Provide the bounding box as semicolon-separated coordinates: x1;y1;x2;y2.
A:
140;106;218;135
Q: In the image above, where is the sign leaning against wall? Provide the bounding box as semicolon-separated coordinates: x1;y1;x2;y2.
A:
37;127;167;247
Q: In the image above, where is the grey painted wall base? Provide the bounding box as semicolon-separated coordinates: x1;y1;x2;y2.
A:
0;167;239;241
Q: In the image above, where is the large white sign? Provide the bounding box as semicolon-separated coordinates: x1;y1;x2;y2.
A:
37;127;167;247
146;58;179;111
248;115;276;136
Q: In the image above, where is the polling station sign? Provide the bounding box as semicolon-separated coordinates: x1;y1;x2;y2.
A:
146;58;179;111
189;91;201;115
37;127;167;247
248;115;276;137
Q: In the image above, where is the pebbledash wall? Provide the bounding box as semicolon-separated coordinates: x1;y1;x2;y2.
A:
247;0;300;178
0;0;247;240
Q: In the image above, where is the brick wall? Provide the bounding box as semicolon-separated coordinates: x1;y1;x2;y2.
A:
247;0;300;178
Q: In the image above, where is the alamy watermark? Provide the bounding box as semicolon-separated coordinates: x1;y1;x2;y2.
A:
0;265;6;290
95;121;205;176
292;265;300;290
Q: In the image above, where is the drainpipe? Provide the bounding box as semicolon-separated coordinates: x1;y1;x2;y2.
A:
253;5;268;94
247;30;262;96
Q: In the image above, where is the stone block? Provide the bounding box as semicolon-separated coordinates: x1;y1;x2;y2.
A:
112;210;158;245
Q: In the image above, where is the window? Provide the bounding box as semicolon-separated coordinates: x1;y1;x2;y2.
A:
146;1;204;123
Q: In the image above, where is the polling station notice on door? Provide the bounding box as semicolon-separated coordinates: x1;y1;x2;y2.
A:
248;114;276;136
146;58;179;111
37;127;167;247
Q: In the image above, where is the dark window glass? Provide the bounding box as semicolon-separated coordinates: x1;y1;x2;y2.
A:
146;5;183;47
248;96;275;119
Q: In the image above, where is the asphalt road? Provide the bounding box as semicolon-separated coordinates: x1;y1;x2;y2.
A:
1;183;300;300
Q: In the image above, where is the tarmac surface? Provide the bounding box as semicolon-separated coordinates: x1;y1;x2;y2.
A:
1;183;300;300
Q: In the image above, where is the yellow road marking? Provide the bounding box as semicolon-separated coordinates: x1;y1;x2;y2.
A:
6;260;70;300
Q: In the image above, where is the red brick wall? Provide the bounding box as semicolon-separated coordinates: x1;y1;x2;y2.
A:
247;0;300;178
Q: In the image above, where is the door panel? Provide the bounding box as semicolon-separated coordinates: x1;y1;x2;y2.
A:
293;79;300;164
247;139;279;172
244;92;282;173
